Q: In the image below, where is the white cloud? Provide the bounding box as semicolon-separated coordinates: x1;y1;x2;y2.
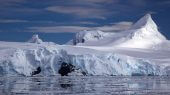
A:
27;21;133;33
28;26;90;33
70;0;118;6
95;21;133;32
78;21;98;25
45;6;108;19
127;0;146;7
44;0;119;20
0;19;29;23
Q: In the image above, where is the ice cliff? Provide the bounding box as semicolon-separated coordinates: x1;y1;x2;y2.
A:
0;46;165;76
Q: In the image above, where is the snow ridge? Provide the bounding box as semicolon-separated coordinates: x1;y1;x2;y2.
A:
131;14;157;29
115;14;166;49
68;14;166;49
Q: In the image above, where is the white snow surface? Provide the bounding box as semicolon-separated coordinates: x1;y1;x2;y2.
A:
70;14;166;49
68;30;106;45
0;14;170;76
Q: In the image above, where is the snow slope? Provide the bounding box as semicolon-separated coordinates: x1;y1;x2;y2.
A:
70;14;166;49
0;14;170;76
116;14;166;49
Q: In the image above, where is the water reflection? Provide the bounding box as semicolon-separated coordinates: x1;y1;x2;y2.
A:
0;76;170;95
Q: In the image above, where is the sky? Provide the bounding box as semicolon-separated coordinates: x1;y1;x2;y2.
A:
0;0;170;44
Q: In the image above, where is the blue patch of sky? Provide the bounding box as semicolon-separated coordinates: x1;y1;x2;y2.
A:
0;0;170;44
0;32;74;44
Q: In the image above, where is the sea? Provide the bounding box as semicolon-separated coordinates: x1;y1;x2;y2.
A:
0;76;170;95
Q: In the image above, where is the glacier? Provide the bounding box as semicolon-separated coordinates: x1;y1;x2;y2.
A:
0;45;165;76
0;14;170;76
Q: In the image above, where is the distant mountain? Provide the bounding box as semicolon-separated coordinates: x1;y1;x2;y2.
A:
69;14;166;49
27;34;43;44
114;14;166;49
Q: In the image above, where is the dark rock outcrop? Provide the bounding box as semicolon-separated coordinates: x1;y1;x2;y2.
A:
31;67;41;76
58;62;75;76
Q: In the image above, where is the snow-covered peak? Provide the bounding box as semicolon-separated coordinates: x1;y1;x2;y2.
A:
28;34;43;44
67;14;166;49
73;30;105;45
129;14;166;41
131;14;157;30
117;14;166;49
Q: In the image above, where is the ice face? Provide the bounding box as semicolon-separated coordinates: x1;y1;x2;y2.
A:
0;46;165;76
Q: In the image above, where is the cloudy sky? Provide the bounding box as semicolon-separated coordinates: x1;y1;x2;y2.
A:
0;0;170;44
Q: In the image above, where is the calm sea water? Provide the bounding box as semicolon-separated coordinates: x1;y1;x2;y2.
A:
0;76;170;95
